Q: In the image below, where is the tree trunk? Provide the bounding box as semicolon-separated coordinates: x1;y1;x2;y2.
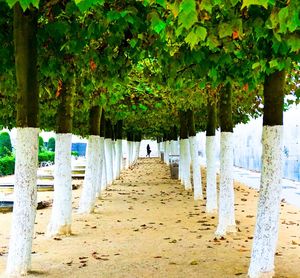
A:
248;70;285;278
47;133;72;236
170;126;179;155
99;110;107;191
206;101;217;213
48;77;74;236
115;120;123;179
179;110;191;190
215;83;236;237
187;109;202;200
78;106;101;213
105;119;114;185
133;132;142;164
96;136;105;197
6;4;39;276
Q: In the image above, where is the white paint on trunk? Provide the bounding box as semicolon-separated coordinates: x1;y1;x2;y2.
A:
189;136;202;200
121;140;126;170
170;140;178;155
101;144;107;191
124;140;129;169
6;128;39;276
248;126;283;278
115;139;123;179
78;136;101;214
112;140;117;180
179;139;183;181
127;141;132;167
205;136;217;213
180;138;192;190
165;141;170;165
163;141;167;164
135;142;141;162
215;132;236;237
104;138;113;185
47;133;72;236
96;137;105;197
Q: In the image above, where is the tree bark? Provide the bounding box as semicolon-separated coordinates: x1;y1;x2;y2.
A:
248;70;285;278
6;4;39;276
48;76;74;236
56;77;73;134
78;106;102;213
216;83;236;237
99;110;107;191
206;101;217;213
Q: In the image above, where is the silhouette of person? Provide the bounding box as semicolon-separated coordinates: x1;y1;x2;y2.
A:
146;144;151;157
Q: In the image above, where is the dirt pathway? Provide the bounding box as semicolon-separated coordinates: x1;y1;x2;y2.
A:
1;158;300;277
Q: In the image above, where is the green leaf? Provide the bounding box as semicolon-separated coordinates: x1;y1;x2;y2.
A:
129;39;138;48
287;35;300;52
139;104;148;111
199;80;206;89
251;62;260;69
178;0;198;30
200;0;213;13
107;10;121;22
6;0;39;9
185;30;199;49
241;0;268;9
195;26;207;41
75;0;104;12
156;0;166;8
269;59;278;68
150;12;166;34
218;23;232;38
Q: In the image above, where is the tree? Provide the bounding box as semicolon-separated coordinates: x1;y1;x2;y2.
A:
47;137;55;152
6;3;39;276
0;132;12;157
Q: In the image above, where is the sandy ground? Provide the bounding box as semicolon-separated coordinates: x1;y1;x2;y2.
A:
0;158;300;278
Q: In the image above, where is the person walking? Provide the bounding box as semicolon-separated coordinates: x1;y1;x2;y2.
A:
146;144;151;157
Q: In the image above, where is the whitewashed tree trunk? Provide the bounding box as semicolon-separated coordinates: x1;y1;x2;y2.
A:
163;141;167;164
189;136;202;200
104;138;113;185
96;137;105;197
47;133;72;236
127;141;132;167
6;128;39;276
101;145;107;191
170;140;178;155
165;141;170;165
215;132;236;237
132;142;137;164
124;140;129;169
248;126;283;278
78;136;101;214
121;139;125;170
180;138;192;190
158;142;162;160
115;139;122;179
205;135;217;213
179;139;182;181
112;140;117;180
132;141;140;165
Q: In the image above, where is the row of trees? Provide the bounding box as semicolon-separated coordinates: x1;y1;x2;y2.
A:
0;0;299;277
